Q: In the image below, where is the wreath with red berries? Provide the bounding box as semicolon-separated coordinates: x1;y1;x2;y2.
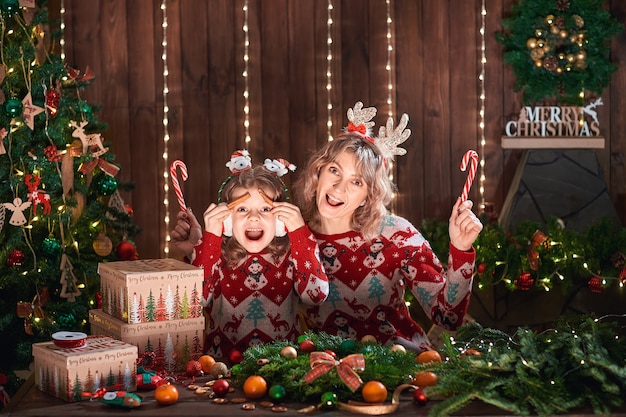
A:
498;0;623;105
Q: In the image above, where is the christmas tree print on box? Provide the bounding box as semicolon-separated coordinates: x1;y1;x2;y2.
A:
98;259;203;323
32;336;137;402
89;309;204;372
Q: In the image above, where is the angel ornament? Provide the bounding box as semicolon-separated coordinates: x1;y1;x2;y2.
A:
3;197;32;226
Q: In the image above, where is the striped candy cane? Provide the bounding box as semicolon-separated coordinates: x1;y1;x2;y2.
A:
170;160;188;211
459;150;478;202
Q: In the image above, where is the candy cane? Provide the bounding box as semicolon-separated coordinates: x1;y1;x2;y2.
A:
170;160;188;211
459;150;478;202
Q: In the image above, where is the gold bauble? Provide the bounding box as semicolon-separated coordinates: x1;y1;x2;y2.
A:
576;50;587;61
534;60;543;68
530;48;544;60
559;29;568;39
93;232;113;256
550;25;560;35
545;14;555;25
535;29;544;38
526;37;538;49
566;54;575;63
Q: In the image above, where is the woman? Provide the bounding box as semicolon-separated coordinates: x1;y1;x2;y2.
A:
293;102;483;352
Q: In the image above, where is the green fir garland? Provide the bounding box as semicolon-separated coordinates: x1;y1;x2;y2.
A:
497;0;623;105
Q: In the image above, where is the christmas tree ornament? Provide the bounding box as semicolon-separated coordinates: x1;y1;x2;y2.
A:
3;97;22;116
6;248;25;267
389;344;406;354
59;254;81;302
93;172;118;196
360;334;377;343
320;392;338;410
56;312;76;329
0;0;19;14
45;89;60;116
3;197;31;226
339;339;358;355
514;272;534;290
587;276;603;293
299;339;316;353
280;346;297;359
212;378;230;397
115;239;136;261
210;362;229;378
228;349;244;365
413;387;428;406
21;92;45;130
185;359;202;377
268;384;286;401
41;236;61;258
93;232;113;256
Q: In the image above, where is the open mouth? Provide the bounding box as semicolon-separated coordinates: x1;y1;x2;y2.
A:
326;194;344;207
245;228;264;241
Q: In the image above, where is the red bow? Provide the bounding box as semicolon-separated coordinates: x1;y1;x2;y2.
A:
79;157;120;177
347;122;367;135
303;351;365;392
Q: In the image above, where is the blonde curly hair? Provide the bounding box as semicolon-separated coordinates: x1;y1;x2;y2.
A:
294;133;395;241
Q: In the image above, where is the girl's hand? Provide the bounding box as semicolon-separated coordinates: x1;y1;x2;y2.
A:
271;201;305;233
171;208;203;258
202;203;231;236
449;198;483;251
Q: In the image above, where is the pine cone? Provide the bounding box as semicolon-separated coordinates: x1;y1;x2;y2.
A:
556;0;570;12
555;16;565;28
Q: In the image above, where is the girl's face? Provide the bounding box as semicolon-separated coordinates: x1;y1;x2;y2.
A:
316;150;368;229
230;187;276;253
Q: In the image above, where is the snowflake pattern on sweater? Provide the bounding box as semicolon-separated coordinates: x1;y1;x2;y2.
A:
193;226;329;357
303;215;475;352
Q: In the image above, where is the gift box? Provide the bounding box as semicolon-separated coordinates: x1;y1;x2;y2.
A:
32;336;138;402
89;309;205;372
98;258;203;323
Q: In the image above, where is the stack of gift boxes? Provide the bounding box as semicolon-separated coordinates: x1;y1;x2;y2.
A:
89;258;205;373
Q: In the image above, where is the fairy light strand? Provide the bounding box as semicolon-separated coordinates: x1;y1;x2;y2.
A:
385;0;393;119
326;0;334;142
59;0;65;62
243;0;251;145
478;0;487;209
161;0;171;256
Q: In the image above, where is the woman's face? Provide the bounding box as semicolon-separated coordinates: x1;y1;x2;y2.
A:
316;150;368;227
230;187;276;253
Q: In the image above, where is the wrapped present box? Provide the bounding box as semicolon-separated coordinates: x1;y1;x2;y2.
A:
98;258;203;323
89;309;205;372
32;336;138;402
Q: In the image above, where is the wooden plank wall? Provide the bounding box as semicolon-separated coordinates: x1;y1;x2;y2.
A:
56;0;626;260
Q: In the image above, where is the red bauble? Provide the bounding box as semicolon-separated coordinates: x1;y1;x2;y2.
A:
228;349;244;365
212;379;230;397
116;240;138;261
185;359;202;377
514;272;534;290
588;277;603;293
619;268;626;286
413;387;428;406
477;263;487;275
6;249;24;267
125;204;134;217
299;339;316;353
45;89;60;117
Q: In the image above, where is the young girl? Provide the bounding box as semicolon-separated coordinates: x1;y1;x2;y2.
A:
294;102;483;352
172;154;329;357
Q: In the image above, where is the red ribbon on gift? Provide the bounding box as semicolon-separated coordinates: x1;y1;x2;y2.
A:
79;157;120;177
303;351;365;392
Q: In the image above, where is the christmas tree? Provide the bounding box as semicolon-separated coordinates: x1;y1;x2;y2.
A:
0;0;140;396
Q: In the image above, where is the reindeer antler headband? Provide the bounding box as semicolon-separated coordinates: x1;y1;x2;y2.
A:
343;101;411;163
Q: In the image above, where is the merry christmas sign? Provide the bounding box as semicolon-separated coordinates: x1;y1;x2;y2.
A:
501;99;604;149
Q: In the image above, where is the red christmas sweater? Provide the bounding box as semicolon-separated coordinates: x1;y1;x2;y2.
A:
193;226;329;357
303;215;475;352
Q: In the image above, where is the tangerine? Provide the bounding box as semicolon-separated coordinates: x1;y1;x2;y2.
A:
416;349;442;364
154;383;179;405
412;371;438;387
198;354;216;373
361;380;388;403
243;375;268;399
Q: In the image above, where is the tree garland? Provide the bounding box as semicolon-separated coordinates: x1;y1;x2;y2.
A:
497;0;623;105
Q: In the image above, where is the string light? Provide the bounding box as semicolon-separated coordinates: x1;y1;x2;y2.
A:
59;0;65;62
478;0;487;210
385;0;393;119
243;0;251;145
161;0;171;256
326;0;334;142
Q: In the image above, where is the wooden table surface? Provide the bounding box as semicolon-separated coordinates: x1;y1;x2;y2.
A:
3;373;625;417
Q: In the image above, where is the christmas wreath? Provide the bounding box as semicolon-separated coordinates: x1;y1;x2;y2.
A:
497;0;623;105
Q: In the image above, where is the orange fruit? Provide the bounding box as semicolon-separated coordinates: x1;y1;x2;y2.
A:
412;371;438;387
243;375;268;399
361;380;388;403
198;354;216;373
416;349;442;364
154;382;179;405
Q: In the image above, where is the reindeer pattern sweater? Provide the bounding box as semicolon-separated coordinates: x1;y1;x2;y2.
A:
193;226;329;357
303;215;475;352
